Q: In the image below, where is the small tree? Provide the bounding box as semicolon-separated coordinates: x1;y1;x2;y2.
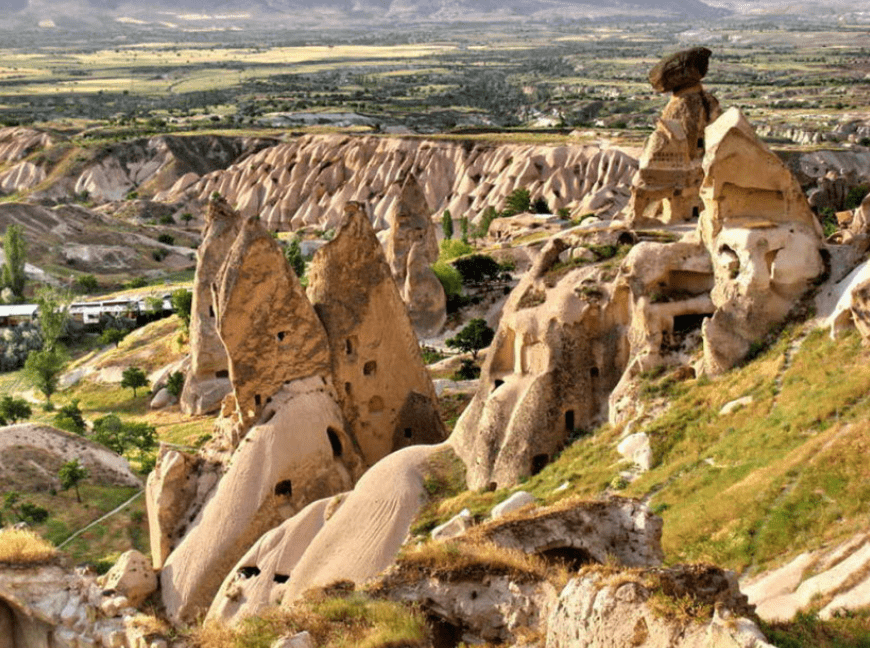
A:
53;399;86;435
180;212;194;225
99;327;128;347
284;236;305;278
460;215;470;244
35;289;70;352
446;318;495;361
441;210;454;240
121;366;149;397
165;371;185;398
0;395;32;425
504;187;531;215
74;274;99;294
475;206;497;239
171;288;193;332
24;347;67;405
58;459;88;503
91;414;125;454
2;223;26;300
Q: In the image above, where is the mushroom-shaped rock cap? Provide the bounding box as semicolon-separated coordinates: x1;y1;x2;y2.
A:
649;47;712;93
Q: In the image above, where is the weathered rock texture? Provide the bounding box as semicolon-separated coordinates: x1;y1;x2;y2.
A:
214;215;332;427
0;562;170;648
180;195;241;415
547;565;772;648
699;108;824;374
479;497;664;569
99;550;157;607
168;134;638;230
628;47;721;226
449;233;632;489
307;202;446;467
383;174;446;336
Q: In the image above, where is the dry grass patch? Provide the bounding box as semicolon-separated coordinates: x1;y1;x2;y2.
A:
0;528;57;565
189;588;427;648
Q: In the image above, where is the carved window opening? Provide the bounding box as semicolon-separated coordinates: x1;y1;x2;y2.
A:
254;394;262;406
590;367;600;379
363;360;377;376
216;369;229;379
532;453;549;475
277;331;289;342
404;427;413;439
238;566;260;578
327;427;343;458
345;338;354;355
273;574;289;584
208;305;215;318
692;206;700;219
537;546;596;571
493;379;504;392
565;410;575;432
274;480;293;497
345;382;352;395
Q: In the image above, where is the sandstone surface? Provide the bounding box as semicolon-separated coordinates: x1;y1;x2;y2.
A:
99;550;157;607
180;195;242;415
307;201;445;467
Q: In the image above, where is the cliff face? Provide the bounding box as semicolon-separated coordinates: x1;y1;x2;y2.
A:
166;133;639;230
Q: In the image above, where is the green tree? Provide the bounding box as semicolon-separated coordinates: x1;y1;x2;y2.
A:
91;414;125;454
99;328;127;347
180;212;194;225
475;206;497;239
121;366;149;397
24;347;67;404
460;215;470;244
53;399;86;435
18;502;49;524
441;210;454;240
58;459;88;503
284;236;305;278
504;187;531;215
2;223;26;300
165;371;185;398
35;289;70;352
446;318;495;361
0;395;32;425
171;289;193;332
452;254;502;285
74;274;99;294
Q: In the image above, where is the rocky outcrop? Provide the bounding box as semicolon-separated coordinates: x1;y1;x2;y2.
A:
168;134;637;230
0;423;141;490
99;550;157;608
307;202;446;467
628;48;721;226
180;195;241;416
479;497;664;569
384;174;446;336
547;565;772;648
213;215;332;428
449;232;632;490
699;108;824;373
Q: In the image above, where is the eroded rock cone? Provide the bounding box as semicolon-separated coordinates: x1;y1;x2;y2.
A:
180;194;240;416
307;201;446;467
649;47;712;93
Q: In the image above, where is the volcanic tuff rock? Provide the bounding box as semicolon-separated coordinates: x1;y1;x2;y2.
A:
98;550;157;608
214;214;332;427
307;202;446;467
699;108;824;374
180;195;241;415
172;134;638;231
547;565;772;648
449;232;632;489
628;47;721;227
383;174;446;336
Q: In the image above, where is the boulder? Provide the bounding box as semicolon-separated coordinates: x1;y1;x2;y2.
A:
271;632;315;648
648;47;712;93
180;195;241;415
431;508;473;541
307;202;446;467
145;447;201;569
100;551;156;608
699;108;824;374
149;388;175;410
617;433;653;471
547;565;771;648
449;236;632;490
491;492;536;520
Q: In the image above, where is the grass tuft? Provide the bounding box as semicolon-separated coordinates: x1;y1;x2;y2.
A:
0;528;57;564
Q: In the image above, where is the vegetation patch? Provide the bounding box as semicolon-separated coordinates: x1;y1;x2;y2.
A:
0;528;57;565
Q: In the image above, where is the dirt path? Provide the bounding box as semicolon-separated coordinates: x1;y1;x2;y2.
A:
57;489;144;550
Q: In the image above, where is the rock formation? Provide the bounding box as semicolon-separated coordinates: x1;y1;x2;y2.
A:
180;195;241;415
383;174;446;336
307;202;446;466
169;134;637;230
449;231;632;489
699;108;824;374
628;47;722;227
547;565;773;648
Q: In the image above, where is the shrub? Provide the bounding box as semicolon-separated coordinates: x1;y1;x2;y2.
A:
452;254;502;285
157;233;175;245
284;236;305;278
165;371;184;397
152;249;167;262
99;328;127;347
504;187;531;215
158;214;175;225
74;274;99;294
441;209;454;240
0;322;42;372
845;185;869;211
432;261;463;300
0;395;32;425
453;358;481;380
53;399;86;435
125;277;148;289
439;239;474;261
24;347;67;404
171;288;193;331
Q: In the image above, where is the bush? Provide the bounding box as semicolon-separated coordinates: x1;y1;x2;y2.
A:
171;288;193;331
504;187;531;215
158;214;175;225
165;371;184;398
99;328;127;347
439;239;474;261
452;254;502;285
845;185;869;211
74;274;99;294
284;236;305;278
0;322;42;372
432;261;463;299
152;249;167;262
453;358;481;380
0;395;32;425
157;233;175;246
125;277;148;289
53;399;86;435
